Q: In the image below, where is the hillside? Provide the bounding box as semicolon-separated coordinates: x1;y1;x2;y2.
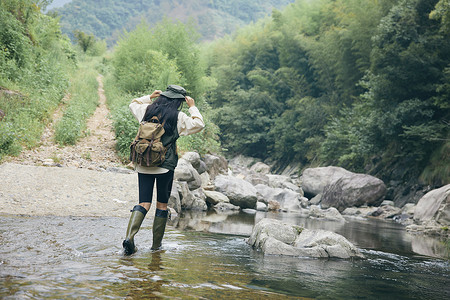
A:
52;0;295;44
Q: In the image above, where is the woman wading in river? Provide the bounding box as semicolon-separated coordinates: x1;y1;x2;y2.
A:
123;85;205;255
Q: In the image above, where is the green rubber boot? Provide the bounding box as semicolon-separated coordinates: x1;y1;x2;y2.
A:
151;208;170;251
123;205;147;256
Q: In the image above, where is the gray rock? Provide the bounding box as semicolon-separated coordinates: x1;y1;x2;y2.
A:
255;184;301;212
308;206;345;222
200;171;211;188
268;200;281;211
267;174;302;194
245;173;270;186
310;193;322;205
203;154;228;180
204;190;230;205
197;160;207;174
250;162;271;174
191;188;208;211
321;173;386;212
370;205;401;219
402;203;416;215
177;182;206;210
242;208;257;214
168;182;181;213
256;201;267;211
182;152;201;171
300;197;309;209
414;184;450;226
214;202;240;211
247;218;364;258
214;175;257;209
381;200;395;206
301;166;353;196
174;158;202;190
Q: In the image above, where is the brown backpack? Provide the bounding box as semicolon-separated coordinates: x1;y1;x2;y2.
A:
129;116;168;167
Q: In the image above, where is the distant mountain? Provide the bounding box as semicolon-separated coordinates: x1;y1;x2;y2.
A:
52;0;295;45
45;0;73;11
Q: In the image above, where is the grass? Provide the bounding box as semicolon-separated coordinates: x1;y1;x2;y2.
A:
54;57;100;145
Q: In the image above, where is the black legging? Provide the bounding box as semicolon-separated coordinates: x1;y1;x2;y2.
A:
138;171;174;204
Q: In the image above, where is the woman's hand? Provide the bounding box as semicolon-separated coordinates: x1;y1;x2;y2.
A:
150;90;162;99
185;96;195;108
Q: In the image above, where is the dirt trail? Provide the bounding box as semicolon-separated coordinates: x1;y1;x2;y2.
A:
1;75;137;217
8;75;124;171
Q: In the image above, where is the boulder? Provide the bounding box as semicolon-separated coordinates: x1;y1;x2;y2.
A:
203;154;228;180
267;174;302;194
370;205;401;219
174;158;202;190
301;166;353;196
181;152;201;171
245;173;270;186
214;175;257;209
321;173;387;212
204;190;230;205
413;184;450;226
255;184;301;212
250;162;271;174
308;206;345;222
177;182;206;210
214;202;240;211
247;218;364;259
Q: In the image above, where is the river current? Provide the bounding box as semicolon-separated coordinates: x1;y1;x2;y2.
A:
1;211;448;299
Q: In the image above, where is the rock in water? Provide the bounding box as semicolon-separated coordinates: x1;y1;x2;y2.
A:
414;184;450;225
321;173;386;212
214;175;257;209
301;166;353;196
247;218;364;259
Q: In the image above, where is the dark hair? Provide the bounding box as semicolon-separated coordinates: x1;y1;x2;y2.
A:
142;95;183;132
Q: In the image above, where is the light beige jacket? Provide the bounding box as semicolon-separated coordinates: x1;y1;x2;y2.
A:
129;95;205;174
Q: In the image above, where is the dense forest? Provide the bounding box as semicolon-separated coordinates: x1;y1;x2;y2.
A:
1;0;449;205
204;0;450;204
53;0;295;44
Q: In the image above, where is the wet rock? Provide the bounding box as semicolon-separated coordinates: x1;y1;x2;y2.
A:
413;184;450;226
407;184;450;236
256;201;267;211
370;205;401;219
247;218;364;259
204;190;230;205
214;175;257;209
308;206;345;222
203;154;228;180
255;184;301;212
300;197;309;209
301;166;353;196
321;173;386;212
213;202;240;211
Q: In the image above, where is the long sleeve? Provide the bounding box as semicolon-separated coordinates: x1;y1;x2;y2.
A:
177;106;205;136
129;95;152;122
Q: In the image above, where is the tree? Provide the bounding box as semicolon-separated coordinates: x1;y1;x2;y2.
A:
73;30;95;53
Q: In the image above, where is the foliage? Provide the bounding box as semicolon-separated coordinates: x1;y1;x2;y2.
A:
0;0;74;160
106;20;221;160
204;0;449;190
54;57;99;145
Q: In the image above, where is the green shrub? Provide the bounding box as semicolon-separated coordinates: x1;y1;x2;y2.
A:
54;58;99;145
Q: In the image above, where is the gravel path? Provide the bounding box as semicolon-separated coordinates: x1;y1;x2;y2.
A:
1;75;140;217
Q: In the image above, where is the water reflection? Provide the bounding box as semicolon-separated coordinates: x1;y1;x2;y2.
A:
0;213;448;299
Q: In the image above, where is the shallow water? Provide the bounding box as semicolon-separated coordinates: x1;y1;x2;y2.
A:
0;211;448;299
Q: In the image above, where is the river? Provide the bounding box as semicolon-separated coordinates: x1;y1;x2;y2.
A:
1;211;448;299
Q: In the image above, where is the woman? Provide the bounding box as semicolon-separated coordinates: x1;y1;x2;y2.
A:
123;85;205;255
